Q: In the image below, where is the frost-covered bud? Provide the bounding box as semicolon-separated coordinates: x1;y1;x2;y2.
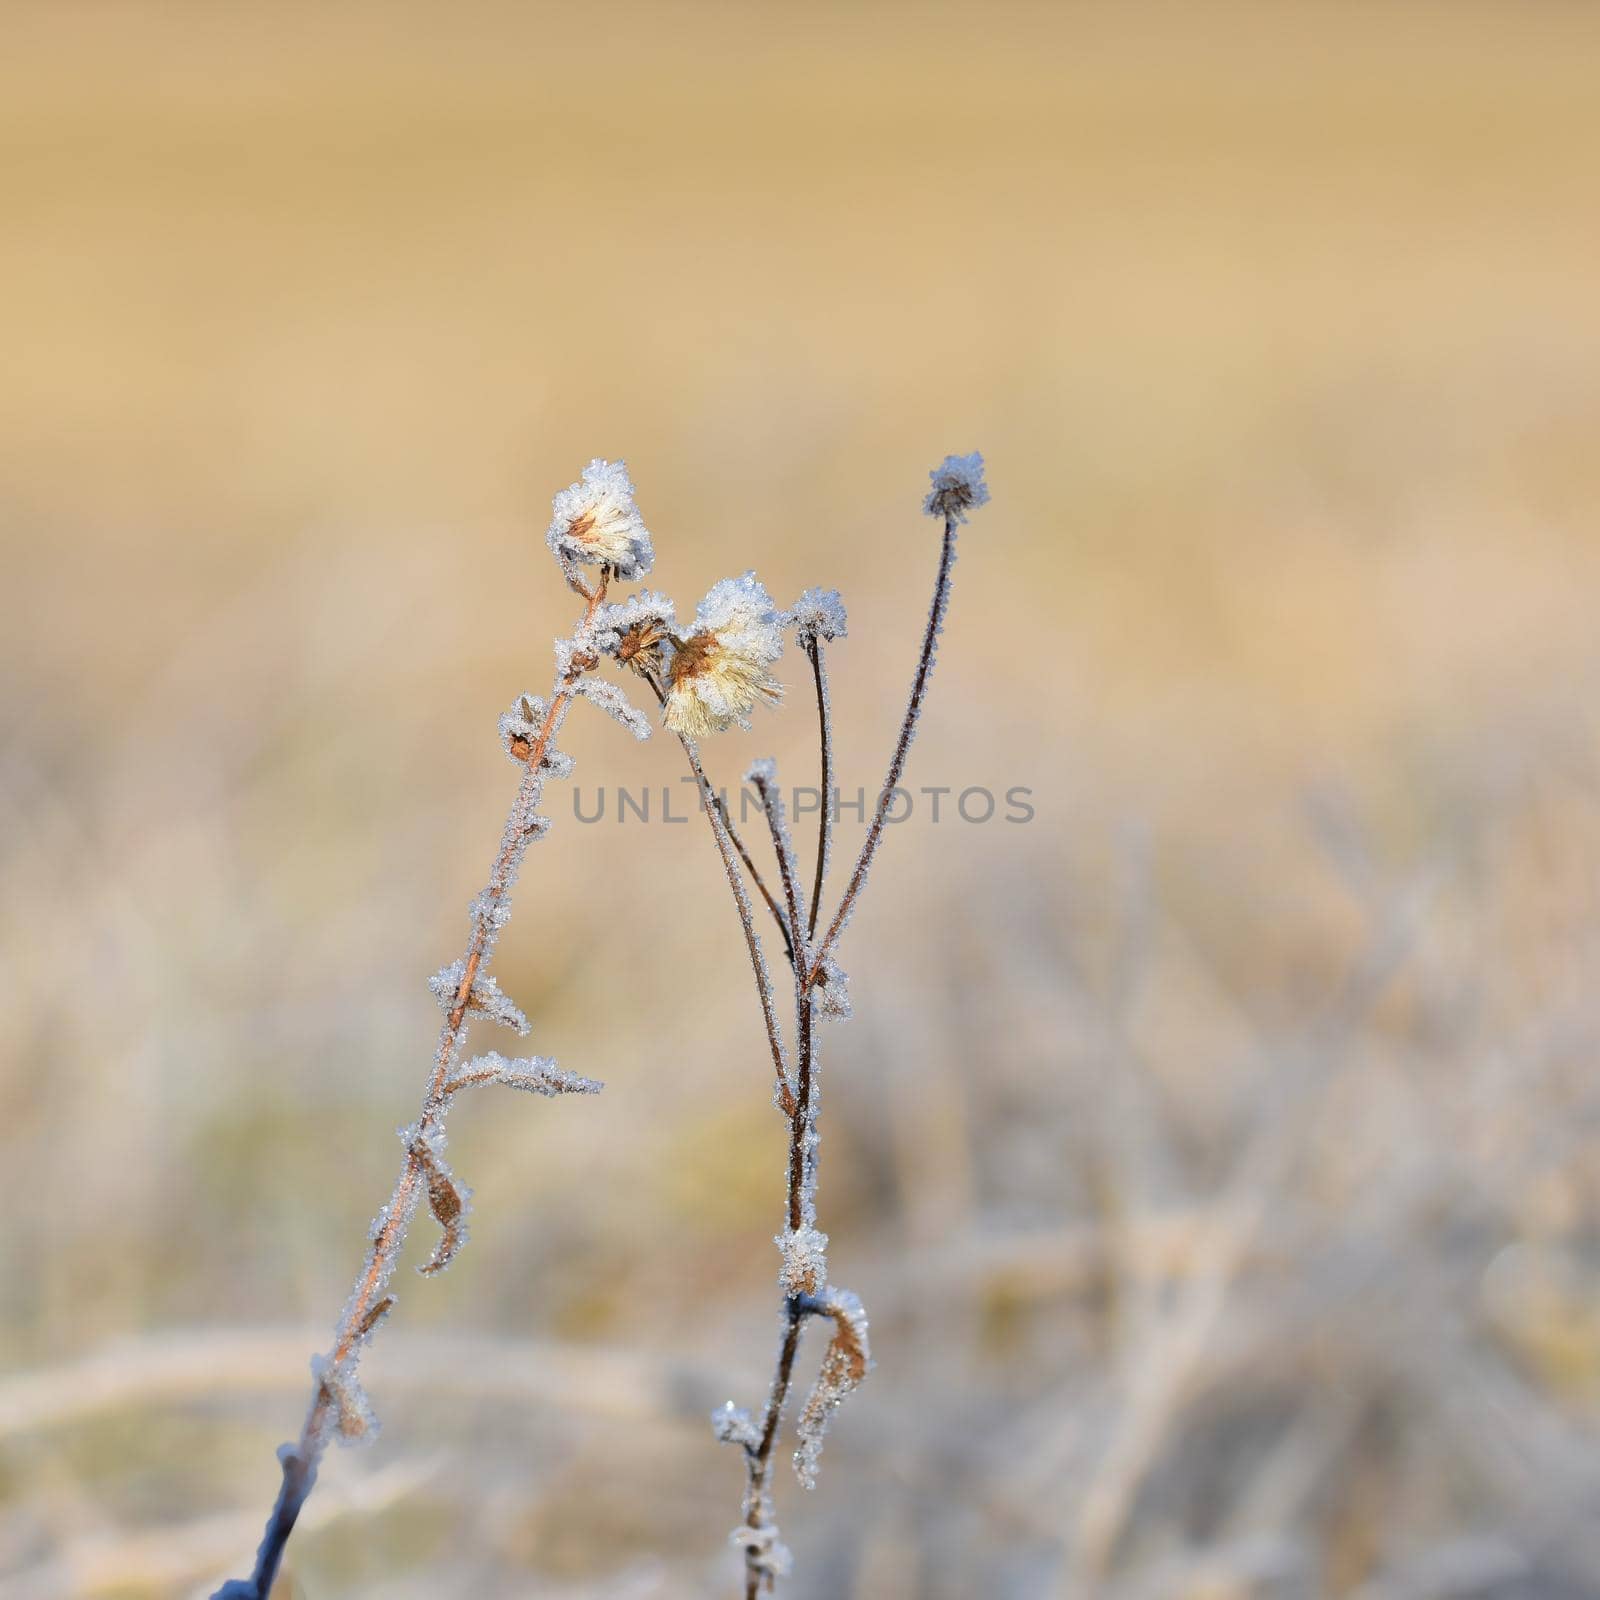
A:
922;450;989;524
663;572;785;738
812;955;851;1021
499;694;546;763
777;1224;829;1296
546;458;654;579
785;587;847;647
711;1400;761;1451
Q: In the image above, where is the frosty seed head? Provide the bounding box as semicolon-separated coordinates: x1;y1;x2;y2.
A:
663;572;785;738
922;451;990;525
546;458;655;579
591;591;677;679
785;587;848;648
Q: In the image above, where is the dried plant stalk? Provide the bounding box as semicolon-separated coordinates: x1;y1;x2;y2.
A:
213;457;668;1597
213;452;986;1597
630;455;988;1594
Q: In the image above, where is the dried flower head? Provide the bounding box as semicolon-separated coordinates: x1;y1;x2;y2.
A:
546;458;654;579
595;591;677;678
922;450;990;525
663;572;785;738
785;587;848;648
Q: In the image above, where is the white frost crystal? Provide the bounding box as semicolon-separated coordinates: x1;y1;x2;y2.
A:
663;572;785;737
546;457;654;578
922;450;989;524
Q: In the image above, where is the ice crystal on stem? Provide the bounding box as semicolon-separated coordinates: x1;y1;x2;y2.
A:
428;959;530;1035
776;1225;829;1296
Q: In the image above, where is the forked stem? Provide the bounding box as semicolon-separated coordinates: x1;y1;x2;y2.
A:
808;515;957;987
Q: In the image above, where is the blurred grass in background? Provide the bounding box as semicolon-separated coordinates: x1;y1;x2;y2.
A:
4;3;1600;1595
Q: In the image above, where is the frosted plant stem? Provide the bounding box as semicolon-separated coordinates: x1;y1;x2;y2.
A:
808;515;957;986
738;919;817;1598
671;729;797;1117
750;766;809;980
806;640;832;941
218;576;608;1600
718;795;795;966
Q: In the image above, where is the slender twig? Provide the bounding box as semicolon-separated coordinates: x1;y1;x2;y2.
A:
216;576;609;1598
719;795;796;966
807;514;957;987
672;727;797;1118
751;767;808;972
806;639;832;940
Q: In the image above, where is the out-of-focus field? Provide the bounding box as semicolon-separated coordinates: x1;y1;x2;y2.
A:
5;4;1600;1596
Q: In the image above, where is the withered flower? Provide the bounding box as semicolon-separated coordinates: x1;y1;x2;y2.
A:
546;457;654;578
663;572;784;738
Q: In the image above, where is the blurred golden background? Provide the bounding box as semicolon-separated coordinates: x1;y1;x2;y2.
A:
5;3;1600;1596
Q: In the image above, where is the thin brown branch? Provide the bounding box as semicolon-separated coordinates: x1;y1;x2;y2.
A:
808;515;957;986
719;795;796;966
667;723;797;1119
750;765;808;970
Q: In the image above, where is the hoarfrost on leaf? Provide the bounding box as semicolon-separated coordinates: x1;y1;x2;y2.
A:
312;1353;381;1447
546;457;654;579
785;586;848;646
922;450;990;524
410;1130;472;1277
573;676;654;741
448;1050;603;1097
428;960;530;1035
793;1288;871;1490
662;572;785;738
